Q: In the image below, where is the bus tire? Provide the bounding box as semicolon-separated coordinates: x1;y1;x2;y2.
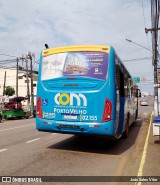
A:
123;116;129;139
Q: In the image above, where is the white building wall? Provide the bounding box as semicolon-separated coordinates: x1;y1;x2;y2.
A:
0;68;37;105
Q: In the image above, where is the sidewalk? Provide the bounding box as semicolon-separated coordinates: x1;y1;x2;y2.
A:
141;115;160;180
133;114;160;185
115;114;160;185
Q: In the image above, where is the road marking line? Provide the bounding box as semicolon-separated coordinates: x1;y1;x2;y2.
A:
26;138;40;144
0;148;8;153
114;156;128;176
0;124;34;132
51;133;57;135
136;113;153;185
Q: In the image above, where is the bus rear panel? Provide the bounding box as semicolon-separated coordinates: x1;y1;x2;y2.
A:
36;45;137;138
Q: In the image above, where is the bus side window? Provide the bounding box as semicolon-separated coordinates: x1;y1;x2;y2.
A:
119;70;124;97
124;76;129;98
128;80;132;98
115;64;120;90
115;60;124;97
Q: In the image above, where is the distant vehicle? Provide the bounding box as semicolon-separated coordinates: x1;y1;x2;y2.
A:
2;96;29;119
141;92;149;97
4;96;26;109
149;92;154;97
140;98;148;106
2;109;27;120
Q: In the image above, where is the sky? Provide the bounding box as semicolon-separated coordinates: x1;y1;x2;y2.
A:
0;0;153;92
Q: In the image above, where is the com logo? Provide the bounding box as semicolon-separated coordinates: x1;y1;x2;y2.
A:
54;93;87;106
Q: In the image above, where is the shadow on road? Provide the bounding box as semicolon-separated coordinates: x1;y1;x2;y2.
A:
48;119;142;155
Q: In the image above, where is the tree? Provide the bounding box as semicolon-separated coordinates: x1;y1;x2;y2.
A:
4;86;15;96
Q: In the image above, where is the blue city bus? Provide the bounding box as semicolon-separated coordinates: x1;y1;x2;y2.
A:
36;45;138;139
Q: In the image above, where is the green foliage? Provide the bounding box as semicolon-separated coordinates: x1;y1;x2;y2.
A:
4;86;15;96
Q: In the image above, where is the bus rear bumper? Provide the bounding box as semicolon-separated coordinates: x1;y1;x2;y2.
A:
36;117;116;136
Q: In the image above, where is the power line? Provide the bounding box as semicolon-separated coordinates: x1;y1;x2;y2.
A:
142;0;147;27
123;57;152;62
0;53;17;58
141;0;152;51
0;58;16;62
0;60;17;64
0;65;16;69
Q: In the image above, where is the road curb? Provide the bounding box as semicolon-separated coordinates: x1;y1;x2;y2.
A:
135;112;153;185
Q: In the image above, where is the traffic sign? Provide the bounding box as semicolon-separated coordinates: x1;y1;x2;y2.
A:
133;77;140;83
141;77;146;82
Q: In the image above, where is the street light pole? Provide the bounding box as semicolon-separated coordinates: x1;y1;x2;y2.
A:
126;38;158;116
126;39;152;52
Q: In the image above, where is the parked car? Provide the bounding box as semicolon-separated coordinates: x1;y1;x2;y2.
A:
2;109;27;119
4;96;26;109
2;96;29;120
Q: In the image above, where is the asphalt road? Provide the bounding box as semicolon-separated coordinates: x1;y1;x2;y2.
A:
139;96;154;119
0;97;154;185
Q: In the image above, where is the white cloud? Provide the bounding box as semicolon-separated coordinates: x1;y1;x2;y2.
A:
0;0;153;91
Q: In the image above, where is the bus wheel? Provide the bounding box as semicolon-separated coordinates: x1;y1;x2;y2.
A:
123;117;129;139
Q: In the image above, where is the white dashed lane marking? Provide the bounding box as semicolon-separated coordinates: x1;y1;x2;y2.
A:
0;148;8;153
26;138;40;144
0;124;34;132
51;133;57;136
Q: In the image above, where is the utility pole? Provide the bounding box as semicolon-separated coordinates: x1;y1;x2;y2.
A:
145;25;160;116
27;51;35;116
16;58;19;98
3;71;6;96
28;52;34;116
16;58;19;109
25;56;30;107
144;0;160;116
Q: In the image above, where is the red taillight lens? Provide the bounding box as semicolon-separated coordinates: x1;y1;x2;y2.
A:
102;98;112;122
37;97;43;118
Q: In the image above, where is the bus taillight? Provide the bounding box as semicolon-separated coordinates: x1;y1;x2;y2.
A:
37;97;43;118
102;99;112;122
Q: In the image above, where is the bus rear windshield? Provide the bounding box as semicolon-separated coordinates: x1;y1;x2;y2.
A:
41;51;108;80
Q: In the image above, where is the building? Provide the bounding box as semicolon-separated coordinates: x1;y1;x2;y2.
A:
0;68;37;105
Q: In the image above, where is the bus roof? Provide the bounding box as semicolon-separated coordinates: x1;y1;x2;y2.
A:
42;45;110;57
41;45;135;84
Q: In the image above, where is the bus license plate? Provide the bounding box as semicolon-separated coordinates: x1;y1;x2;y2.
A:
64;115;77;120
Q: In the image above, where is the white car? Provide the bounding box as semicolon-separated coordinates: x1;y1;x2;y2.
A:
140;99;148;106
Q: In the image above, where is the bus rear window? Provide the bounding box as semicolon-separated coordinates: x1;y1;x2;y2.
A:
41;51;108;80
